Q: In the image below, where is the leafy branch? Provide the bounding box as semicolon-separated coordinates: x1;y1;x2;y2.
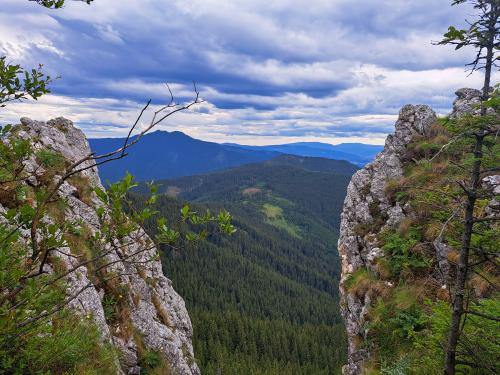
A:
0;57;54;107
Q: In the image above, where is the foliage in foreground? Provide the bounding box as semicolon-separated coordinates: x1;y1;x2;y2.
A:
0;123;235;373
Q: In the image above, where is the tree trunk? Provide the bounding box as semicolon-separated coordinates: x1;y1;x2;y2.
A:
443;4;498;373
480;25;495;115
443;134;484;375
481;44;493;116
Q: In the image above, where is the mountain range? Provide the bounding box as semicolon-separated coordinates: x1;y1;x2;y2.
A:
89;130;381;183
224;141;382;166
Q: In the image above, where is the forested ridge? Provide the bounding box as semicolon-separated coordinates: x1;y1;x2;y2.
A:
132;156;355;374
89;130;280;183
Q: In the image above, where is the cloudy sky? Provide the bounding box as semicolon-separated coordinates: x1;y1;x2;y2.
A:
0;0;495;144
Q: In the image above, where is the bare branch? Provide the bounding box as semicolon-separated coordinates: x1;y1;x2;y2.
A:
27;84;200;262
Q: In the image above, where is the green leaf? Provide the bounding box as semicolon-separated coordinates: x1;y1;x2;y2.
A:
181;204;190;220
93;187;108;204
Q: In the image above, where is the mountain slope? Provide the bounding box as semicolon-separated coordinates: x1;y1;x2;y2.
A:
89;130;278;182
151;155;357;226
90;131;380;183
134;155;357;374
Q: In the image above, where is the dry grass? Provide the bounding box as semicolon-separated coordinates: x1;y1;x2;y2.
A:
45;198;68;225
0;182;19;208
436;286;451;301
470;274;491;298
406;278;438;304
423;221;442;242
374;258;391;280
37;168;59;188
96;271;134;338
48;254;69;275
447;249;460;264
68;175;95;206
64;225;95;261
131;291;141;307
384;177;409;204
133;330;174;375
147;359;174;375
151;293;174;329
345;268;390;300
397;217;416;237
137;267;147;281
118;307;133;339
403;122;451;161
470;269;498;298
427;122;450;138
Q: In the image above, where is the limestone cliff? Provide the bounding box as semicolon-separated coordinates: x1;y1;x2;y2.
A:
2;118;200;375
338;103;437;374
337;88;496;374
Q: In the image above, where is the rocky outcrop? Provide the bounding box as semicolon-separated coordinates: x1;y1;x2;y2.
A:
337;88;493;374
4;118;200;375
337;104;437;374
449;88;483;119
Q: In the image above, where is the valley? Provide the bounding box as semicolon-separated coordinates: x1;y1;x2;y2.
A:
2;1;498;375
131;155;357;374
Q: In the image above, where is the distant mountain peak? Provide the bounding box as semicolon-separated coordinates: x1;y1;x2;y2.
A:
89;131;279;182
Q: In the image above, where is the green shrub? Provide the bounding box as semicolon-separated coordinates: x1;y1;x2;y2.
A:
0;312;117;374
368;287;424;367
140;350;162;374
102;294;118;323
412;299;500;375
381;228;431;277
394;191;409;203
35;149;66;169
381;356;411;375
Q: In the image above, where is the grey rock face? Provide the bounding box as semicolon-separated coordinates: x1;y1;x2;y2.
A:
449;88;483;119
338;89;491;374
483;175;500;218
4;118;200;375
338;104;437;375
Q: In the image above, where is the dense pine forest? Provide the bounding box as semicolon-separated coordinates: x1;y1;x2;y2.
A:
132;155;356;374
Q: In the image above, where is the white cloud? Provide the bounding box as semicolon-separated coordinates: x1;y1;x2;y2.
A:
0;0;495;146
0;12;65;62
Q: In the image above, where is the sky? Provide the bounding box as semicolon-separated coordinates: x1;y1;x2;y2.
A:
0;0;496;145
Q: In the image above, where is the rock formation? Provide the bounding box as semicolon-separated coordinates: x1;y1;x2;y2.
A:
2;117;200;375
337;88;494;374
337;103;437;374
